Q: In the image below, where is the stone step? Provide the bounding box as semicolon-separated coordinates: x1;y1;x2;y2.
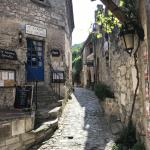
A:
48;106;61;119
37;105;61;119
34;95;54;98
32;118;58;134
34;94;55;98
34;96;56;100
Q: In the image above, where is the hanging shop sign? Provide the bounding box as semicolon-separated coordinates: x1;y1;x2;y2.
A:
51;49;60;57
0;49;17;60
25;24;47;37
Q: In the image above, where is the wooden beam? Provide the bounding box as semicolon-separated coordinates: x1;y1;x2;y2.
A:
100;0;126;23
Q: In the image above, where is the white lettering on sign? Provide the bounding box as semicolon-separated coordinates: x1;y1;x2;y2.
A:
26;25;47;37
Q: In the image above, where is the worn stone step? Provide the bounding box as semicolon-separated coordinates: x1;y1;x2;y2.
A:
34;94;56;98
34;97;56;102
37;106;61;119
32;118;58;134
48;106;61;119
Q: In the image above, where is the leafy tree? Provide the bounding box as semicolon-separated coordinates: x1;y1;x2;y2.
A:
72;43;83;83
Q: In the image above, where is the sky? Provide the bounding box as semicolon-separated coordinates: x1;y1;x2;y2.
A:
72;0;102;45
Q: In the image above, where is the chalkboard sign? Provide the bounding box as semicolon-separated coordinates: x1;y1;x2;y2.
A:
14;86;33;109
0;49;17;60
51;49;60;57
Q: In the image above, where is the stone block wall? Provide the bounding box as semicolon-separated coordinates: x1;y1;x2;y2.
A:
0;115;35;150
94;0;150;147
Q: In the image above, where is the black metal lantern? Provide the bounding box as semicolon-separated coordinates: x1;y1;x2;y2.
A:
120;26;135;55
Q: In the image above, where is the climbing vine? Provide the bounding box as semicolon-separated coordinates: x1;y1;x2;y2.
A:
96;10;122;34
91;0;143;40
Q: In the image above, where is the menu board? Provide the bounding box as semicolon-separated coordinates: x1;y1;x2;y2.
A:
0;70;15;87
14;86;33;109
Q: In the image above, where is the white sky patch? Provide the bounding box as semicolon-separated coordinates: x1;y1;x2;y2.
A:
72;0;102;45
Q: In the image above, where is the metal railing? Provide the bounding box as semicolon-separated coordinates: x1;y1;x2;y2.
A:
50;66;61;100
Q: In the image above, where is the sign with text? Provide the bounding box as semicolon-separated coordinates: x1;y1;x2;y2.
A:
0;49;17;60
26;24;47;37
51;49;60;57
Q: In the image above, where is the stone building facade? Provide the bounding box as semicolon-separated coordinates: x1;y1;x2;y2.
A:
81;0;150;149
81;34;95;88
0;0;74;149
0;0;74;108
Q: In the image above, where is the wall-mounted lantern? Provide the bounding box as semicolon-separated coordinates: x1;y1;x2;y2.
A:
120;26;135;55
18;31;23;44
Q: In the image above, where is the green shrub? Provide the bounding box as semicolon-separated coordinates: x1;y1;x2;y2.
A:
131;142;145;150
113;120;145;150
115;121;137;149
112;144;123;150
94;82;114;101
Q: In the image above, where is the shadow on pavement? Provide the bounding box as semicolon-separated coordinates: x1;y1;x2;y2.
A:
74;87;115;150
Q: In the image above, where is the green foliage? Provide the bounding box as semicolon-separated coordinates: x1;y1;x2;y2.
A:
119;0;137;21
115;121;137;149
96;10;122;34
72;56;82;83
72;43;83;83
94;82;114;101
131;142;145;150
71;43;83;52
112;144;123;150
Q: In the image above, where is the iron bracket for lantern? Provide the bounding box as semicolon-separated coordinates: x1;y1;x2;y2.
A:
119;23;144;55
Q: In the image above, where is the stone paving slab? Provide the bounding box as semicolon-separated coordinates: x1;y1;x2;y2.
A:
30;88;115;150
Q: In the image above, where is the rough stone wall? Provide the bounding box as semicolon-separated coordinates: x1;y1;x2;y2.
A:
95;0;150;147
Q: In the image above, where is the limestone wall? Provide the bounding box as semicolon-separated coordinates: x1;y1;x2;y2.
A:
0;115;35;150
94;0;150;148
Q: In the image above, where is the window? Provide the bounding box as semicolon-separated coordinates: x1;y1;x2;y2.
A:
51;71;65;83
0;70;16;87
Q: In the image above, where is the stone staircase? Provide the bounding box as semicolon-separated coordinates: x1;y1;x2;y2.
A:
28;85;64;147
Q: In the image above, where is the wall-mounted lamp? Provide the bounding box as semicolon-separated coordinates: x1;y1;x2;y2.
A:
18;31;23;44
119;26;135;55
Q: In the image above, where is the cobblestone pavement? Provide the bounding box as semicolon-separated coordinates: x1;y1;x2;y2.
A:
32;88;115;150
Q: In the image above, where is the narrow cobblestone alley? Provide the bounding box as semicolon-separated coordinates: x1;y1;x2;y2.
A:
31;88;115;150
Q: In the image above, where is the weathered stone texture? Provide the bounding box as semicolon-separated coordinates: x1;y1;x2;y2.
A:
93;0;150;148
